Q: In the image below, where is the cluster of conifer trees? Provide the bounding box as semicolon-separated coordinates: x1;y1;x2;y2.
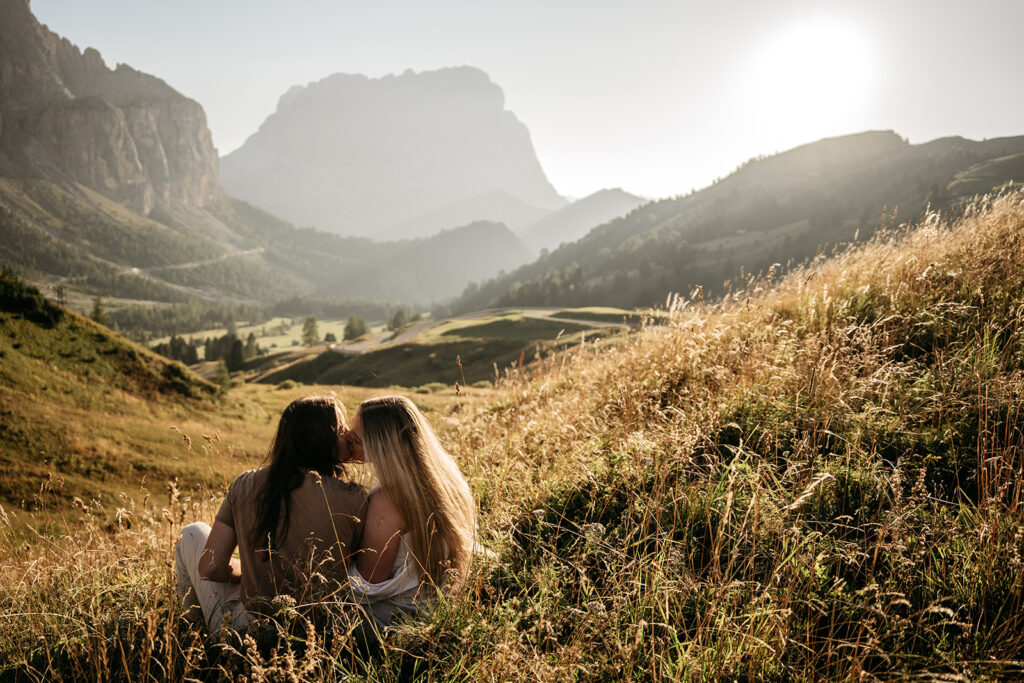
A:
151;324;261;370
112;297;398;341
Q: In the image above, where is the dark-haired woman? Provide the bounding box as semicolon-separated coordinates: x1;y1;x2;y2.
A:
175;395;368;632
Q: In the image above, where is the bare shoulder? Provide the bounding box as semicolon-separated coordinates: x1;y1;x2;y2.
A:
357;488;408;581
367;488;407;532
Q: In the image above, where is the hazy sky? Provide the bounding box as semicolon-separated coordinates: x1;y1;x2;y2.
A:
33;0;1024;200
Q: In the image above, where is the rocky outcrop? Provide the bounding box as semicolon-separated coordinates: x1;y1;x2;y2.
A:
221;67;566;237
0;0;219;214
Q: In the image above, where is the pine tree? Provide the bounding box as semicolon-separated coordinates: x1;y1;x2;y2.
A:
90;296;108;326
301;316;320;346
169;335;187;361
388;308;408;331
344;315;368;341
212;360;231;393
244;332;259;359
226;339;245;372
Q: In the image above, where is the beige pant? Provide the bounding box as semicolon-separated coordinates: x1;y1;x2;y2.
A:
175;522;251;632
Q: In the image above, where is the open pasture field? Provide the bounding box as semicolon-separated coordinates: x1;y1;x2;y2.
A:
419;310;592;342
252;309;623;390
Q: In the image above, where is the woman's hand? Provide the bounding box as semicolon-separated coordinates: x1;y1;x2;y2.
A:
198;520;242;583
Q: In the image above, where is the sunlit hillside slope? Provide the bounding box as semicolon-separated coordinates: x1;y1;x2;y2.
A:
0;269;262;514
435;189;1024;679
451;131;1024;313
3;191;1024;680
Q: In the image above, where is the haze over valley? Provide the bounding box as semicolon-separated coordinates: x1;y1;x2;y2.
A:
3;1;1024;678
2;0;1020;345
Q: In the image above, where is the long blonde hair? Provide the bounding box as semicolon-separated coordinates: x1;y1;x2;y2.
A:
358;395;475;588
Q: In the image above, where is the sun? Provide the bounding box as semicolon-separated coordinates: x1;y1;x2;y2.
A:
738;19;875;142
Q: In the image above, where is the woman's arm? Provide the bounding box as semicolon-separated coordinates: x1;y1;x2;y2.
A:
198;520;242;583
356;490;406;583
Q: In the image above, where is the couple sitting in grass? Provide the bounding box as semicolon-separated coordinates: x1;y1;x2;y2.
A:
174;394;475;637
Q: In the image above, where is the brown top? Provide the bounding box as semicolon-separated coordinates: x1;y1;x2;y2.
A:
215;468;368;614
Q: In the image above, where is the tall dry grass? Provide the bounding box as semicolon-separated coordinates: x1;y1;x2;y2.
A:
3;190;1024;680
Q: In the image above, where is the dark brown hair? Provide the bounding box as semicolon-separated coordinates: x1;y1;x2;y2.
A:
252;395;348;554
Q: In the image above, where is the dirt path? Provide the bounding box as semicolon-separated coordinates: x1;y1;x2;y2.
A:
138;248;265;274
520;310;636;329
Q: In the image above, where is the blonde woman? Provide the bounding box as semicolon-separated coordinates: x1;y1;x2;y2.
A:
341;395;475;626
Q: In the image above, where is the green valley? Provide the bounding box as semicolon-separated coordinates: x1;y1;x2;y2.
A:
243;308;630;389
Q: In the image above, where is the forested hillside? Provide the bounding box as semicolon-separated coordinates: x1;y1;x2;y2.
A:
517;188;647;252
451;131;1024;312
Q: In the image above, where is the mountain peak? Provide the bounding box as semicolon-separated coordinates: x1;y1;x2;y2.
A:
518;188;647;252
222;66;565;237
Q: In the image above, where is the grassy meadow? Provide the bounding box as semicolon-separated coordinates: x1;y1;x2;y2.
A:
253;309;623;390
3;191;1024;679
419;311;592;342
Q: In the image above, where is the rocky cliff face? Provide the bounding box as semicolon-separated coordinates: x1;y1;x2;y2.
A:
0;0;219;214
221;67;566;237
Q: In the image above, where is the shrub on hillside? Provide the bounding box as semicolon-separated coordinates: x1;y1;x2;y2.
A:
160;361;197;397
0;267;64;327
344;315;368;340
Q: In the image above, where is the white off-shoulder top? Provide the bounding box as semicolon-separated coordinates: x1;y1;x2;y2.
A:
348;533;425;626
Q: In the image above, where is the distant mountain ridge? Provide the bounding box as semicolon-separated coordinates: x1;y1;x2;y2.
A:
384;189;552;240
450;130;1024;312
0;3;532;313
221;67;566;237
518;188;647;253
269;218;533;303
